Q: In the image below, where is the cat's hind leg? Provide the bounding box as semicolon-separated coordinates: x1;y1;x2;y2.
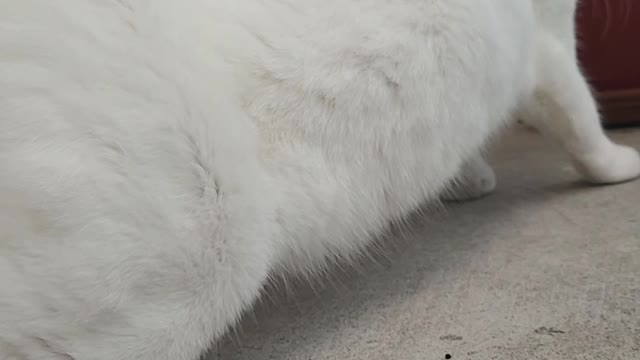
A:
443;155;497;201
521;34;640;184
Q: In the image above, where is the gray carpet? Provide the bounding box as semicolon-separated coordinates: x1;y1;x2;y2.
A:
209;127;640;360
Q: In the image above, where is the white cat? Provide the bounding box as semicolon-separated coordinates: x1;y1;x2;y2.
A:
1;1;638;359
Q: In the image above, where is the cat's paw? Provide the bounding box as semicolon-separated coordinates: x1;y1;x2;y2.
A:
444;156;496;201
573;143;640;184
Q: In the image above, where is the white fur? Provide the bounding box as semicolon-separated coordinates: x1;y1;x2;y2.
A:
0;1;638;359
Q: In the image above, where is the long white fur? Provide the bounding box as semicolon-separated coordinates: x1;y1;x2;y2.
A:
1;1;638;359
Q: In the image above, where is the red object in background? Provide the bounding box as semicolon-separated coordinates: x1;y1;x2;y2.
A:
577;0;640;91
576;0;640;126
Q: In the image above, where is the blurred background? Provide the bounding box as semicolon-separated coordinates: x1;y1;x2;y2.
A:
578;0;640;127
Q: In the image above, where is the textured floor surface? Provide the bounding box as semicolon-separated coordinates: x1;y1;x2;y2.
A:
208;128;640;360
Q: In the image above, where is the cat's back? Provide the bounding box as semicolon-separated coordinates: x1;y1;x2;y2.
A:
0;0;535;171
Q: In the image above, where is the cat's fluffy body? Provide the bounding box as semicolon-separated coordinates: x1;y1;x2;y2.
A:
1;1;638;359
